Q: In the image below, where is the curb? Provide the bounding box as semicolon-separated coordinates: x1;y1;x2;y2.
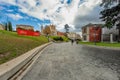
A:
0;42;52;80
80;44;120;51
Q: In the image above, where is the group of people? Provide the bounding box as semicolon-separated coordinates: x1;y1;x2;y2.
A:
71;39;79;45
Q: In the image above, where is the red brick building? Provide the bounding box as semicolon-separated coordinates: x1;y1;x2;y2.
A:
57;31;65;36
89;26;102;42
16;25;40;36
82;23;102;42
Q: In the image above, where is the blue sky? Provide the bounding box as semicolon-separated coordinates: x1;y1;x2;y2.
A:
0;0;102;32
0;4;51;31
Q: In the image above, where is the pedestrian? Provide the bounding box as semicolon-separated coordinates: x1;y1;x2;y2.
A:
76;39;79;44
71;39;74;45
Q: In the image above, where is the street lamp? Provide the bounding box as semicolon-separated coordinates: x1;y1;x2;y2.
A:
94;26;97;45
46;33;49;42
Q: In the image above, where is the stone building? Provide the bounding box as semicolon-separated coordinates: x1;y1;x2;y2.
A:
41;25;57;36
67;32;81;40
0;24;5;30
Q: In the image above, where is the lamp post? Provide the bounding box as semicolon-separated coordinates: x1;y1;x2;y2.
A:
46;33;49;42
94;26;97;45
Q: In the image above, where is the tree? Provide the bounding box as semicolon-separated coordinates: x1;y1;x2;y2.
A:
100;0;119;8
64;24;70;33
8;21;13;31
1;21;13;31
100;0;120;42
5;23;7;30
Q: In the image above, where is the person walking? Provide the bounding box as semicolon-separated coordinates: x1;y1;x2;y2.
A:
71;39;74;45
76;39;79;44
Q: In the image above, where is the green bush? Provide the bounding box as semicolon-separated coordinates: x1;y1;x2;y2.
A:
61;36;69;42
53;36;63;41
50;36;69;42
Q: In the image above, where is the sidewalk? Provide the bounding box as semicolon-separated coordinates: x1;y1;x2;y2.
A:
0;42;51;80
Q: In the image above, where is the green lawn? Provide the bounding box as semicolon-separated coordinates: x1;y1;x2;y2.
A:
79;41;120;48
0;30;48;64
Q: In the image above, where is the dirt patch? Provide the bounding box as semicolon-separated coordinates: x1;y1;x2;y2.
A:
0;52;11;58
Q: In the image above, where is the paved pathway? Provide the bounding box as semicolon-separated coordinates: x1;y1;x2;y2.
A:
21;42;120;80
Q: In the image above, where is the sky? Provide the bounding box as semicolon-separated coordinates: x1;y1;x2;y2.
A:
0;0;103;32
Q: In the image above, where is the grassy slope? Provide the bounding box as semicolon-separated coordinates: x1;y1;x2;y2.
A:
79;41;120;48
0;30;48;64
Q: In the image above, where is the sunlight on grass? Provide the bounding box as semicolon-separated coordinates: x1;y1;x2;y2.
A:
0;30;48;64
79;41;120;48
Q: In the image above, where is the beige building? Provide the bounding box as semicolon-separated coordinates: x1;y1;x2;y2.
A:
82;26;90;42
76;34;81;40
0;24;5;30
41;25;57;36
67;32;81;39
16;25;34;31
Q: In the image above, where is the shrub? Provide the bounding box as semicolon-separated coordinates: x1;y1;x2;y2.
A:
61;36;69;42
50;36;69;42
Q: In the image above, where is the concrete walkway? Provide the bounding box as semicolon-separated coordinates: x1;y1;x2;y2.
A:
0;43;51;80
21;42;120;80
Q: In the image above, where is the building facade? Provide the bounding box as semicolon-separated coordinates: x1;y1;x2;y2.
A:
67;32;81;40
82;23;102;42
57;31;65;36
0;24;5;30
82;26;89;41
16;24;40;36
41;25;57;36
101;27;118;42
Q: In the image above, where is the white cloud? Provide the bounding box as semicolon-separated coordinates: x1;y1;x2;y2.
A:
0;0;103;32
77;0;102;16
7;9;14;12
7;14;23;20
0;6;5;10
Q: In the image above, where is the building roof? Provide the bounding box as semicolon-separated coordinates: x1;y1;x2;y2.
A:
16;24;34;30
82;23;103;28
16;24;33;27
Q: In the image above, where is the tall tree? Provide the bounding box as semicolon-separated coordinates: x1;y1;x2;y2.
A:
100;0;119;8
64;24;70;33
8;21;12;31
100;0;120;42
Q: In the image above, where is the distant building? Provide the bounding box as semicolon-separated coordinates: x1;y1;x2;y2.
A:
16;25;34;31
82;23;102;42
67;32;76;39
102;27;118;42
67;32;80;39
57;31;65;36
75;34;81;40
16;24;40;36
41;25;57;36
0;24;5;30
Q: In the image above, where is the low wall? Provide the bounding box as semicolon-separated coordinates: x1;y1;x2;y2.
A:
0;43;51;80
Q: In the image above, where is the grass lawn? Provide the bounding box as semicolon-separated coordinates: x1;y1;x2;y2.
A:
0;30;48;64
79;41;120;48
